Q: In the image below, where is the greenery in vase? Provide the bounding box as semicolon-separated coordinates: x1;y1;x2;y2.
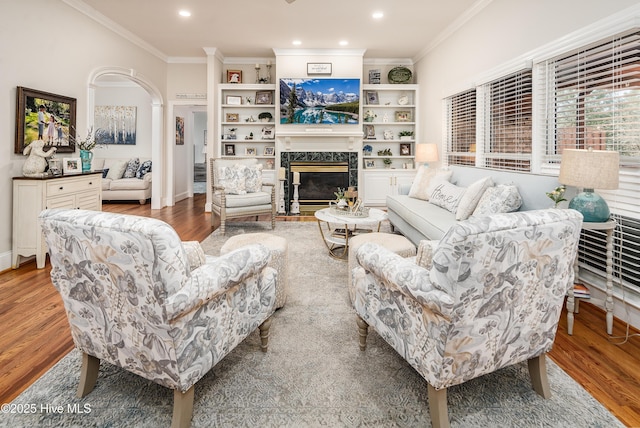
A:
377;148;392;156
546;185;567;207
398;130;414;137
70;126;98;151
334;187;347;200
383;158;393;166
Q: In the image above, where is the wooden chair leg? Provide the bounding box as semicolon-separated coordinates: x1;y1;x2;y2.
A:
171;386;194;428
77;352;100;398
356;316;369;351
427;384;450;428
259;317;272;352
528;354;551;398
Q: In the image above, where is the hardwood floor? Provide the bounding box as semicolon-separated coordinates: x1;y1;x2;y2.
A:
1;194;639;426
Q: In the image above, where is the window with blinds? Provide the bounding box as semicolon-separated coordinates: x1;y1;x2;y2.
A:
445;89;476;166
539;30;640;293
484;69;533;171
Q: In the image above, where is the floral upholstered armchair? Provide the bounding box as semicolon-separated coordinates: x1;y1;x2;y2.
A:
350;209;583;428
39;209;277;428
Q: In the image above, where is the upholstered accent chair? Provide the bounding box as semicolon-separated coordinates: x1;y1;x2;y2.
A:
39;209;277;428
210;158;275;234
350;209;583;428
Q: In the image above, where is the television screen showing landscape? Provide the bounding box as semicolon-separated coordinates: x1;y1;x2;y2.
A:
279;78;360;125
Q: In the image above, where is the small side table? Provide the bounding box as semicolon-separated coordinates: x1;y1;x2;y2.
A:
567;219;616;335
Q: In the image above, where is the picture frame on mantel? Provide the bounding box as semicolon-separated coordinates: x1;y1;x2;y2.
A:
15;86;77;154
307;62;332;75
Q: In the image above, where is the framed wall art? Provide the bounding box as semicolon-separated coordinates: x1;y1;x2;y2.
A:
15;86;77;154
400;143;411;156
225;113;239;122
94;105;137;145
307;63;332;75
227;70;242;83
226;95;242;105
224;144;236;156
255;91;273;105
175;116;185;145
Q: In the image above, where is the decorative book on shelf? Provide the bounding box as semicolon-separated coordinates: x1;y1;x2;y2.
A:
572;283;591;299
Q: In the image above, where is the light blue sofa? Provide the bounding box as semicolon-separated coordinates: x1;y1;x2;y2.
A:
386;165;563;245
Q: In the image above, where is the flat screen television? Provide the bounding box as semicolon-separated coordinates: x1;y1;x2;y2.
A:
279;78;360;125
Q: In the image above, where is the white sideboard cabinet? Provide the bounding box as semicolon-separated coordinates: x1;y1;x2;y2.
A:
12;172;102;269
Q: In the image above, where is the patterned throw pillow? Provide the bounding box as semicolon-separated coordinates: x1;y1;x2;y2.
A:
245;164;263;193
218;164;247;195
456;176;494;220
123;158;140;178
102;169;110;179
472;184;523;216
136;160;152;179
408;168;453;201
416;240;438;269
427;179;466;213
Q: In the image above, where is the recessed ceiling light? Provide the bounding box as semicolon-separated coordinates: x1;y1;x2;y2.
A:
372;11;384;19
179;10;191;17
339;40;348;46
292;40;302;46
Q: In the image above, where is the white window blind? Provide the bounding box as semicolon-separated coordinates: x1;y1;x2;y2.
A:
539;30;640;293
445;89;476;166
483;69;533;171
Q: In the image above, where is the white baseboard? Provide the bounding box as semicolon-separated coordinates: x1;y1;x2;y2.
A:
0;250;12;272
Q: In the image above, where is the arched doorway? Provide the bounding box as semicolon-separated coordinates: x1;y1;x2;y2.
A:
87;67;164;209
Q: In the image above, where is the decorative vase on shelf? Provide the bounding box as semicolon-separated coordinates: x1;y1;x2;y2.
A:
79;150;93;172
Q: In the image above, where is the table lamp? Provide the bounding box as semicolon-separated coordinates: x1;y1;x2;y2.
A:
415;143;439;167
558;148;619;222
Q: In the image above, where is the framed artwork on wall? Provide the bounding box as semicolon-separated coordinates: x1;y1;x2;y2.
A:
15;86;77;154
227;70;242;83
94;105;137;145
400;143;411;156
224;144;236;156
175;116;184;145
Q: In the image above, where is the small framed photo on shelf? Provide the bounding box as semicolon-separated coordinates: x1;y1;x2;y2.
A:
265;159;275;170
400;143;411;156
261;126;274;139
225;113;239;122
255;91;273;105
366;91;379;105
365;160;376;169
227;70;242;83
395;110;412;122
62;157;81;174
224;144;236;156
364;124;376;139
245;147;257;156
263;146;275;156
226;95;242;105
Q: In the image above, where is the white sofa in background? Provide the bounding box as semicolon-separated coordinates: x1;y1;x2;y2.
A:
93;158;152;204
387;165;562;245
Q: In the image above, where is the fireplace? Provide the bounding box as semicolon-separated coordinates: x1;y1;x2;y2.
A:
280;151;358;214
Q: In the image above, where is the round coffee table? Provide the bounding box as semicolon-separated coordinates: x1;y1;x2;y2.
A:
314;207;388;259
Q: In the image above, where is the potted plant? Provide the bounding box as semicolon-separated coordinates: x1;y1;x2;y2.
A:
364;110;377;122
377;148;392;157
383;158;393;168
363;144;373;156
258;112;273;122
399;130;414;141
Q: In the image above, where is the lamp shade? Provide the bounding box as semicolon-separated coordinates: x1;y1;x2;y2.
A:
415;143;439;164
558;149;619;190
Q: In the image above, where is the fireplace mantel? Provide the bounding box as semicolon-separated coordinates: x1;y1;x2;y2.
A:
276;130;363;152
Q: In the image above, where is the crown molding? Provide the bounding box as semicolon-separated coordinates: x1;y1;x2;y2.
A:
61;0;168;62
272;48;366;57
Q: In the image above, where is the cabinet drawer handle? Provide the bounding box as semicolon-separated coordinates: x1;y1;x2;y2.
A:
89;182;93;185
59;186;64;190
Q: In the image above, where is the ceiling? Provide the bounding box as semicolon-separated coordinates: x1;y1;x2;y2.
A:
67;0;486;61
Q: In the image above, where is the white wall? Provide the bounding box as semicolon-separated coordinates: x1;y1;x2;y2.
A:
94;84;153;160
1;0;167;271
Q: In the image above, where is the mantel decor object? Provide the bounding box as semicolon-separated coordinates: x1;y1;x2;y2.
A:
307;62;332;75
388;66;412;84
558;148;619;222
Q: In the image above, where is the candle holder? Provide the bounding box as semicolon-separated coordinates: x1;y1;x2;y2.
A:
290;183;300;215
266;62;272;84
278;179;286;214
255;64;261;84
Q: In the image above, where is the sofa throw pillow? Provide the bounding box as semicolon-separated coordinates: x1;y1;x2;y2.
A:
427;179;466;213
123;157;140;178
136;160;152;179
106;160;128;180
472;184;523;216
456;176;494;220
408;168;453;201
416;240;438;269
218;164;247;195
245;164;263;193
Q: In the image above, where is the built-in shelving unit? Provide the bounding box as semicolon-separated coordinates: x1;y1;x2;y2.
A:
217;83;277;170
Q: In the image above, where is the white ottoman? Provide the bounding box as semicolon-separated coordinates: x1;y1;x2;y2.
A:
348;232;417;291
220;232;288;309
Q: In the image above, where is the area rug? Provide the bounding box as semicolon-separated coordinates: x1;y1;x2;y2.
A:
6;221;622;427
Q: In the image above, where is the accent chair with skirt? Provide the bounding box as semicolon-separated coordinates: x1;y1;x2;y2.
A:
39;209;277;428
350;209;583;428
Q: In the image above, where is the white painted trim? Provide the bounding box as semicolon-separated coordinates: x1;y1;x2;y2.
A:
272;48;367;56
87;67;165;209
61;0;168;62
0;251;13;273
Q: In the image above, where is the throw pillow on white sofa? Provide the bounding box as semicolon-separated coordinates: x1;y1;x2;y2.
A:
472;184;523;216
106;160;128;180
456;176;494;220
408;168;453;200
426;179;466;213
